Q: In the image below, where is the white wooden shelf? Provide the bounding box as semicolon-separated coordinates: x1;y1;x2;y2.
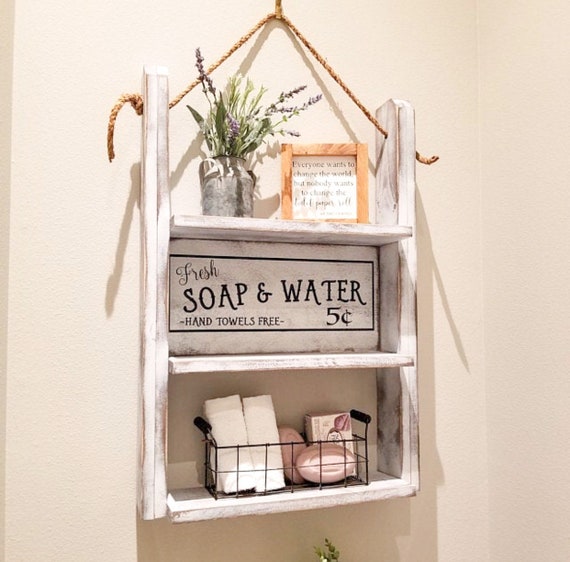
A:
167;473;416;523
169;351;413;375
138;66;419;522
170;214;412;246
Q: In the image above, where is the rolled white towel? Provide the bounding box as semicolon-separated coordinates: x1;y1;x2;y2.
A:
204;394;256;494
243;395;285;492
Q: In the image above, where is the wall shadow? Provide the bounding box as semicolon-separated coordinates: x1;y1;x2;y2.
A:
105;162;140;317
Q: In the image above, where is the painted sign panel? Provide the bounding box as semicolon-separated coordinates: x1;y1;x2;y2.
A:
168;239;379;355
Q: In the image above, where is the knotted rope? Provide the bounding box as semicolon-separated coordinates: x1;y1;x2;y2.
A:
107;11;438;165
107;94;144;161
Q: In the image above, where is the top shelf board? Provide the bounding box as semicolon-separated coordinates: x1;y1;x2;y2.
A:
170;215;412;246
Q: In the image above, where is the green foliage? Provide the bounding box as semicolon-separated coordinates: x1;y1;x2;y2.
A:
314;538;340;561
188;48;321;159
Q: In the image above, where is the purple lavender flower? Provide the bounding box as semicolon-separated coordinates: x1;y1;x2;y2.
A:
227;113;240;146
195;48;216;96
277;85;307;102
266;90;322;117
269;105;297;115
301;94;323;110
266;86;307;115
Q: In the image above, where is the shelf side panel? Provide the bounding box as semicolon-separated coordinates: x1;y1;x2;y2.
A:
375;99;419;488
139;65;170;520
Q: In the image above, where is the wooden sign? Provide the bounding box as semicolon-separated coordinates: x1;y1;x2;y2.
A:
168;238;378;355
281;143;369;223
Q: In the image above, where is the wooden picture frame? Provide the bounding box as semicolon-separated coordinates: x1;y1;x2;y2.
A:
281;143;369;223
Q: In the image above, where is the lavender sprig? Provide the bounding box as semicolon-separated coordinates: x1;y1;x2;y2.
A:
266;93;323;117
276;85;307;103
195;48;216;97
266;85;311;115
227;113;240;147
267;105;297;115
298;94;323;112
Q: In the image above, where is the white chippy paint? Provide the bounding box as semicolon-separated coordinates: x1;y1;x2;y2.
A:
140;69;418;522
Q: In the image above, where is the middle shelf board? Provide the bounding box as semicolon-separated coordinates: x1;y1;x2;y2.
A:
170;215;412;246
169;352;413;375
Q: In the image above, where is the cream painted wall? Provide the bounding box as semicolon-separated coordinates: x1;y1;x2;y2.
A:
1;0;15;557
479;2;570;561
6;0;566;560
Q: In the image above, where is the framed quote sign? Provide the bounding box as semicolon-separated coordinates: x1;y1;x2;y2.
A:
281;143;369;223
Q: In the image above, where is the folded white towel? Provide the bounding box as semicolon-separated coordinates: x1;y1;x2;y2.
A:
204;394;256;494
243;395;285;492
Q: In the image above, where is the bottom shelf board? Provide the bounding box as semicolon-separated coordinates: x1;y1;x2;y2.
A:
166;472;417;523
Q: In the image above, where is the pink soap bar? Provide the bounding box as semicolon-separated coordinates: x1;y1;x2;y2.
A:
295;443;357;484
278;426;307;484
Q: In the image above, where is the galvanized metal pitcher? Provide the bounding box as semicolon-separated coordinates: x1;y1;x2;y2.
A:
199;156;255;217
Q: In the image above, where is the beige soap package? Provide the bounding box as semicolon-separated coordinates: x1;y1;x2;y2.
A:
304;411;354;452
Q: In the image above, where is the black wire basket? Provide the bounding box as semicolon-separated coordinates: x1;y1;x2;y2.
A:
193;409;371;499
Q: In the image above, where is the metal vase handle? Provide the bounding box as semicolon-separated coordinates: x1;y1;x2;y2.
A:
198;157;224;184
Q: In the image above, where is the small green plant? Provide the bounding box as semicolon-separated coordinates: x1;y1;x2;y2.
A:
314;538;340;561
188;48;322;159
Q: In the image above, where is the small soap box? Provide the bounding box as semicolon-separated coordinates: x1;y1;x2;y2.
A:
304;411;354;452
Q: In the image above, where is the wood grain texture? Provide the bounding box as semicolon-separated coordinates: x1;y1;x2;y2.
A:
356;142;369;223
280;144;293;218
375;99;419;487
167;476;417;523
286;143;361;156
139;66;170;520
170;215;410;246
169;351;413;375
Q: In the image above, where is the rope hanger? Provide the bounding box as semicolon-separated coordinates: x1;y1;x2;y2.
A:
107;1;438;165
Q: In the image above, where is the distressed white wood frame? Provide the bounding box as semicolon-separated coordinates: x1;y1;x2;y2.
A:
376;100;419;487
139;66;170;519
139;65;419;521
